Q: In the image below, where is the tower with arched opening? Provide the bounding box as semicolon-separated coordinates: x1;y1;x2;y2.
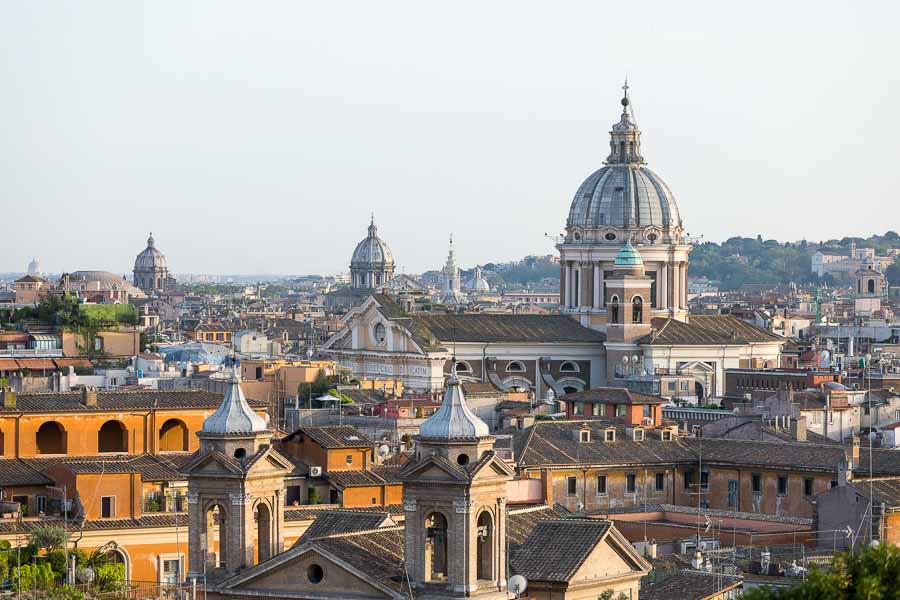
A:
184;368;293;583
399;373;515;595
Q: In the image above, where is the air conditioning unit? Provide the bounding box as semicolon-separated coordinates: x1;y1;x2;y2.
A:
642;417;653;426
309;466;323;477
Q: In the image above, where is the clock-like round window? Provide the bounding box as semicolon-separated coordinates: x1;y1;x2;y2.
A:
605;232;617;241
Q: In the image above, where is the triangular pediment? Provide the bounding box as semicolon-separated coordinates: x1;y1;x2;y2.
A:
468;454;516;481
181;450;244;476
400;455;469;482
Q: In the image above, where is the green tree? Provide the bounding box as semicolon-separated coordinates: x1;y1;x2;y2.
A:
744;543;900;599
886;256;900;286
96;562;126;592
308;488;322;505
30;524;68;554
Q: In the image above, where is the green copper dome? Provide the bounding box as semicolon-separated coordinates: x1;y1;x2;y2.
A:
614;242;644;267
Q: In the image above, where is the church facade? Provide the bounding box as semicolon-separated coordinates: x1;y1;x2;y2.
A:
326;86;783;402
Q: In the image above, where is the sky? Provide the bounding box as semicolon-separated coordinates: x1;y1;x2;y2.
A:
1;1;898;276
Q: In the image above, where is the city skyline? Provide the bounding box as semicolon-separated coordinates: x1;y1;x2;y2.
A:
2;1;897;275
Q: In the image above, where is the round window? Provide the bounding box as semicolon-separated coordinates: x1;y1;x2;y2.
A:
573;232;581;241
457;453;470;466
647;233;658;242
605;232;617;241
307;564;324;584
234;448;246;459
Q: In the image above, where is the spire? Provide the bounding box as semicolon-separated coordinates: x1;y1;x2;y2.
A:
368;215;377;237
147;232;155;248
419;374;490;440
201;367;269;434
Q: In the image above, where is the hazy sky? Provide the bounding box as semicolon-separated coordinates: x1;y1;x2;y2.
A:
2;1;898;276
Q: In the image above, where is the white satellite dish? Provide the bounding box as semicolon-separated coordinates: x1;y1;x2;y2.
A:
378;444;390;457
508;574;528;597
575;501;585;512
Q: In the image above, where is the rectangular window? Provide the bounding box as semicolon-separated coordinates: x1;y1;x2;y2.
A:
643;404;651;418
804;478;814;497
592;403;601;416
597;475;607;495
567;476;577;496
579;430;590;442
572;402;582;415
162;559;180;585
683;471;694;491
777;476;788;496
700;471;709;491
864;405;870;415
101;496;116;518
662;430;673;441
727;479;738;507
616;405;626;417
655;473;665;492
36;496;47;514
345;454;353;465
626;474;636;493
752;473;762;494
605;430;615;442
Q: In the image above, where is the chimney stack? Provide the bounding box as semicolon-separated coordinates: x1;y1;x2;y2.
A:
790;415;806;442
2;389;15;409
82;386;97;407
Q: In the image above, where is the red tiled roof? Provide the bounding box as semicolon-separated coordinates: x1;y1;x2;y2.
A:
15;359;56;370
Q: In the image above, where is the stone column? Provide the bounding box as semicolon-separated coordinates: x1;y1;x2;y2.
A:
659;264;668;313
671;264;679;310
593;263;601;309
564;262;572;308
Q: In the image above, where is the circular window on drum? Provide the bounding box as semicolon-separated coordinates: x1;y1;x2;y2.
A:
374;323;386;346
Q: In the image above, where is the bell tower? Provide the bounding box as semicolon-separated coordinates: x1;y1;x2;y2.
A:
185;368;292;583
400;375;514;597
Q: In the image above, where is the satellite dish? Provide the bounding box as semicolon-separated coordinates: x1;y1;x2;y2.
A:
508;574;528;597
575;501;585;512
378;444;390;457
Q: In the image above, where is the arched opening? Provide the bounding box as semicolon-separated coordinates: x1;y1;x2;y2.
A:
156;277;161;289
159;419;188;452
506;361;526;373
563;386;579;395
619;140;626;160
424;512;448;582
858;281;862;294
868;279;876;294
610;296;620;324
476;511;494;581
695;381;705;401
98;420;127;453
234;448;246;459
454;361;472;375
255;502;272;564
632;296;643;323
36;421;66;455
206;504;227;571
559;361;579;373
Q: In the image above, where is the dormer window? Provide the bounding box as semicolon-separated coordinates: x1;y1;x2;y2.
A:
579;430;591;443
661;429;673;441
632;428;644;441
604;429;616;442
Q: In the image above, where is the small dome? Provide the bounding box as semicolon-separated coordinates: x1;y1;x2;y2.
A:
202;368;268;434
614;242;644;267
351;220;394;268
419;375;490;440
134;233;168;271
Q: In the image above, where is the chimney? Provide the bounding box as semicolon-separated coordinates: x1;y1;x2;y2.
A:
81;386;97;407
2;389;15;409
791;415;806;442
851;435;860;467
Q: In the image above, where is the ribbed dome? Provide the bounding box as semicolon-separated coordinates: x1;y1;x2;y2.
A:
202;368;269;434
351;220;394;268
419;376;490;440
134;234;168;271
567;165;681;231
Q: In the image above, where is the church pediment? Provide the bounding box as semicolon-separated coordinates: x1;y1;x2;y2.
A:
181;450;244;477
467;452;516;481
243;447;295;477
400;455;470;482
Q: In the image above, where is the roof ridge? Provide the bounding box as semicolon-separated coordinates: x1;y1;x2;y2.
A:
317;524;404;540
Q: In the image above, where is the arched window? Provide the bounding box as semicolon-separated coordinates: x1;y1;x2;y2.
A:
632;296;643;323
207;504;227;570
374;323;386;345
610;296;620;324
98;420;127;453
476;511;494;580
425;512;448;582
159;419;188;452
36;421;66;455
454;361;472;375
255;502;272;564
506;361;526;373
559;361;579;373
868;279;875;294
619;140;626;160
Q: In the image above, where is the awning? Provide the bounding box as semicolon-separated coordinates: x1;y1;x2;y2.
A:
53;358;94;369
0;359;19;371
29;334;61;343
15;359;56;370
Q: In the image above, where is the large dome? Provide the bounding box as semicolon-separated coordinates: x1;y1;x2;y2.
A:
351;219;394;268
567;164;681;231
565;84;683;240
134;234;168;271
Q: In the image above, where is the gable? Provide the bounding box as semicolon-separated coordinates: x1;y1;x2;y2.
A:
231;548;392;598
570;534;640;583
